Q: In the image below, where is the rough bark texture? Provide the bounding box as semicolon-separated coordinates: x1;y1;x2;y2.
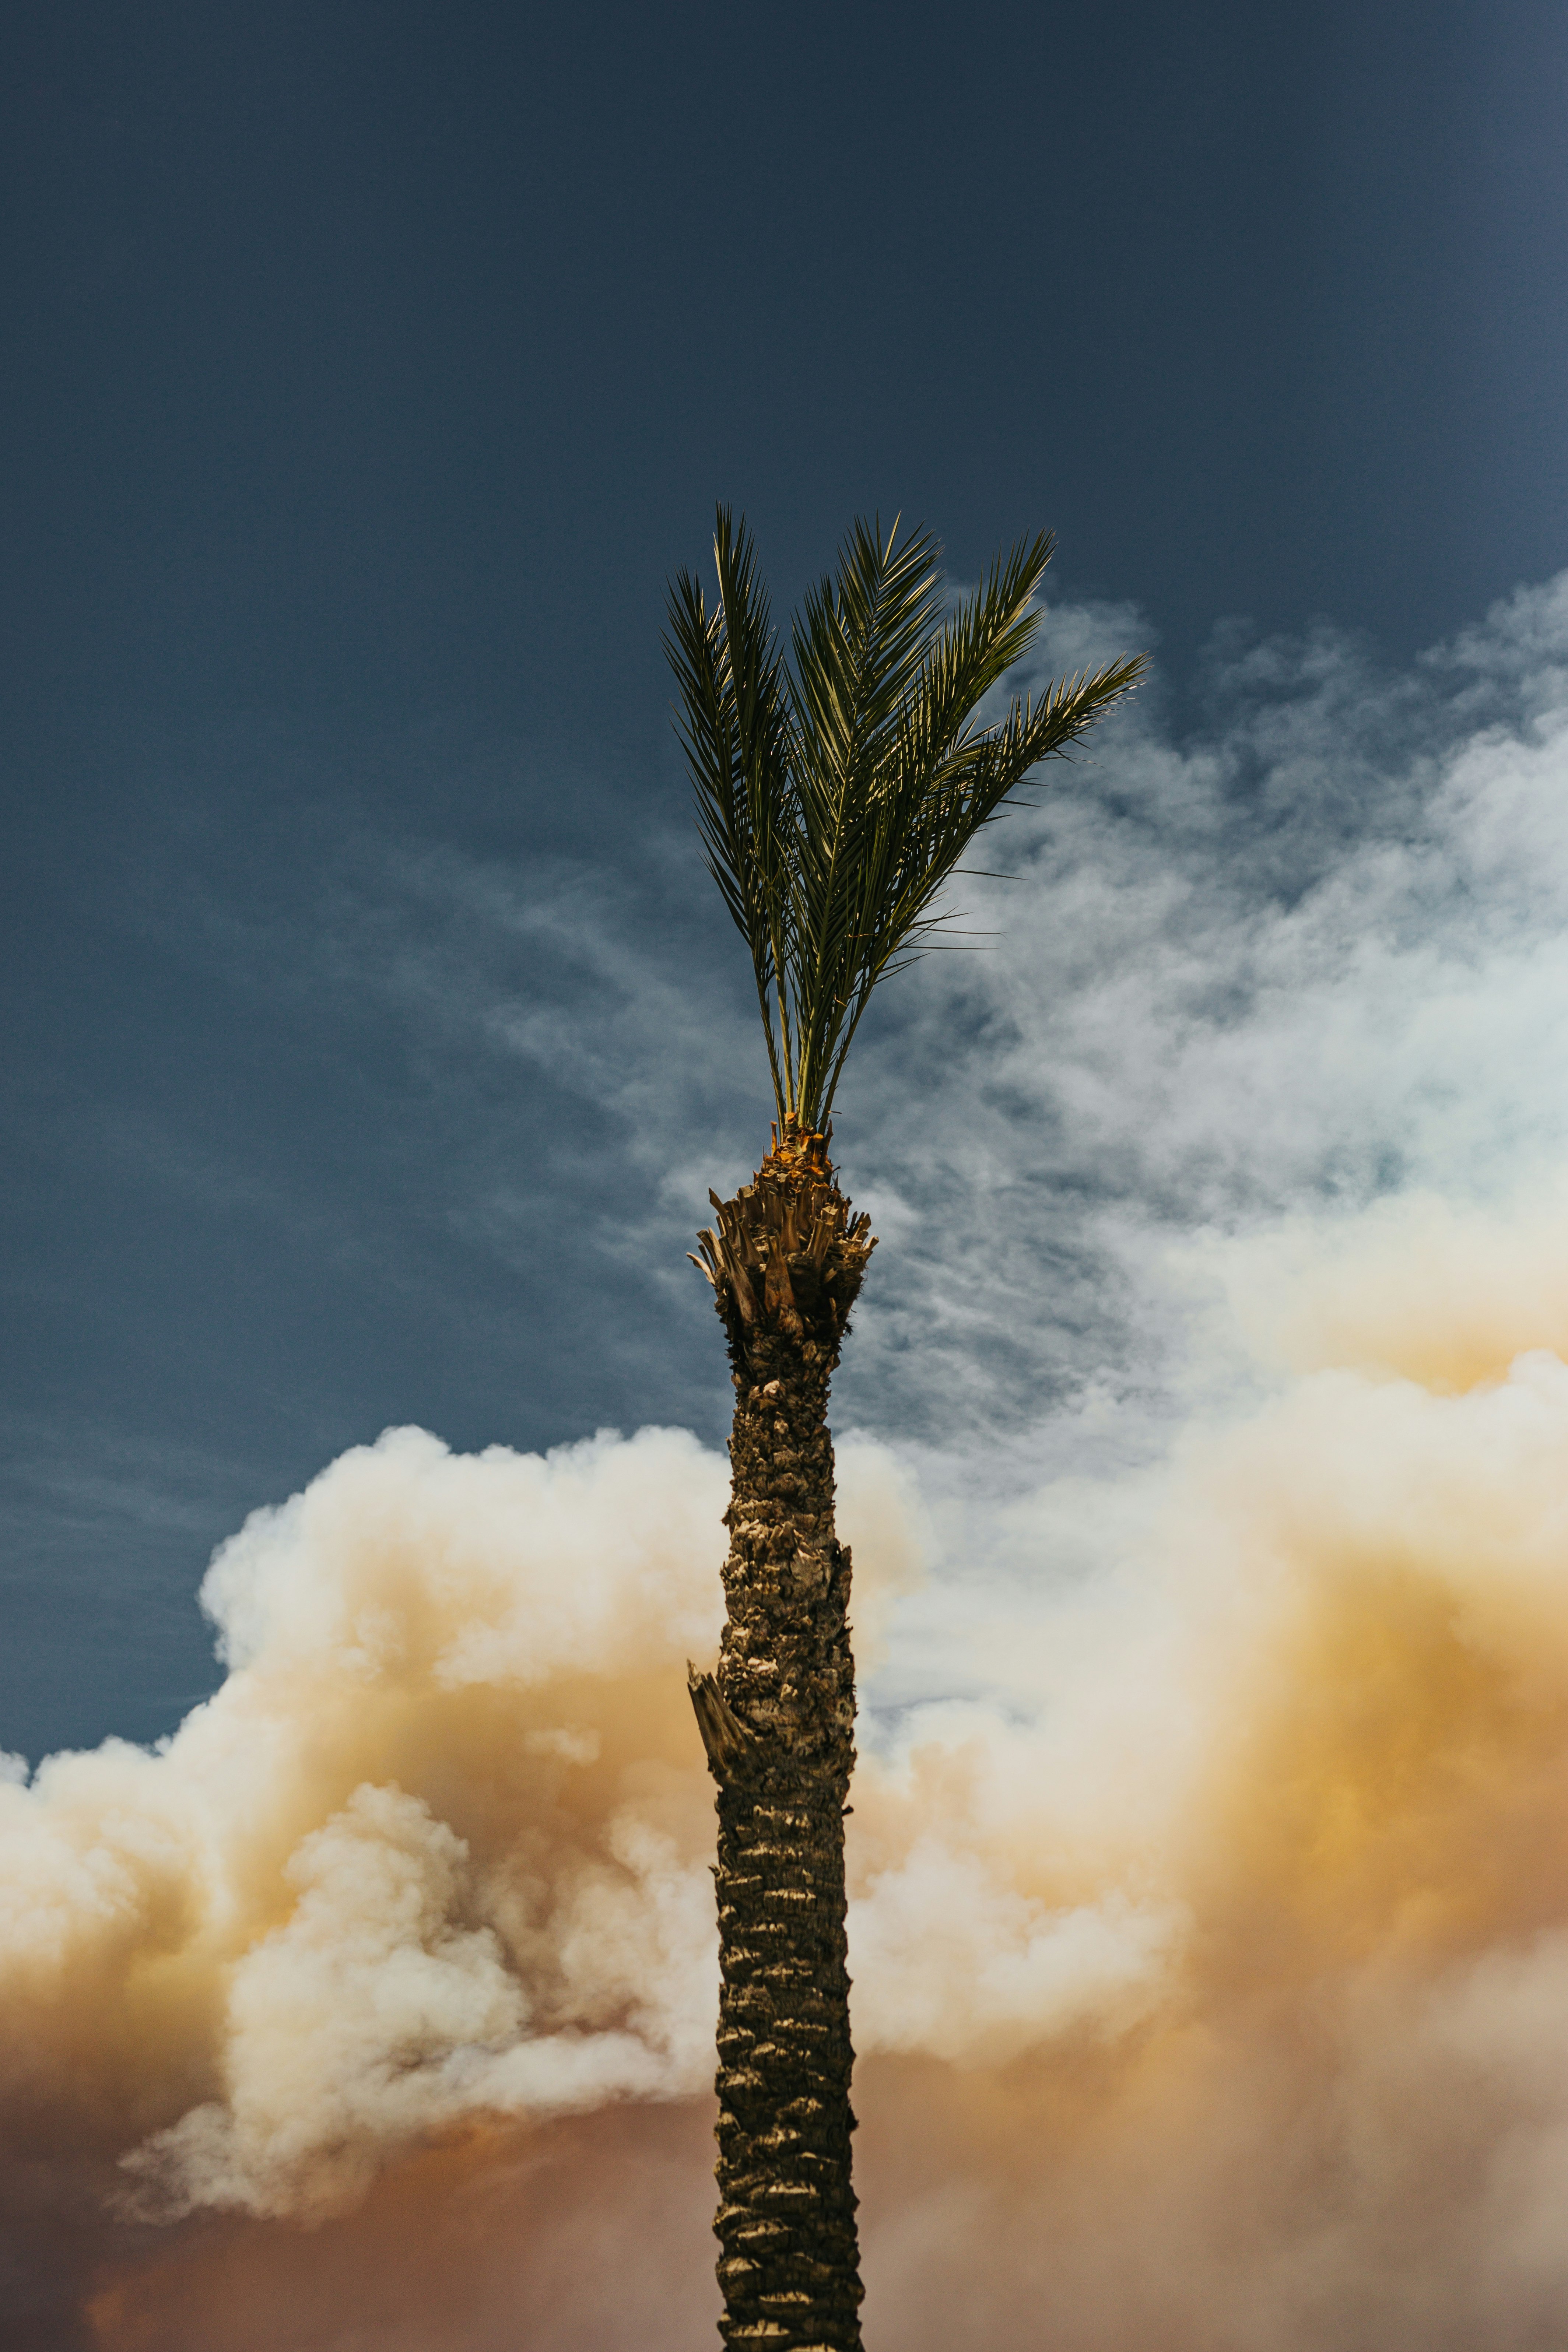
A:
687;1124;876;2352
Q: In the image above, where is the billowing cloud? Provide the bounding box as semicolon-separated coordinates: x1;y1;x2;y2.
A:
10;1193;1568;2347
10;571;1568;2346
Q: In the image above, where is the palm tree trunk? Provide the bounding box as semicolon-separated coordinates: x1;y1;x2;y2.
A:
688;1125;876;2352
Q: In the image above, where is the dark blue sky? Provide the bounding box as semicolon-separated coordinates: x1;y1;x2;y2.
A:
4;0;1567;1759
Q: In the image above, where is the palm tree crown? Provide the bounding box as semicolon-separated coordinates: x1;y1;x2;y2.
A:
666;508;1144;1131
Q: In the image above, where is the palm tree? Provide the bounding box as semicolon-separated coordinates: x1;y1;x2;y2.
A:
666;511;1143;2352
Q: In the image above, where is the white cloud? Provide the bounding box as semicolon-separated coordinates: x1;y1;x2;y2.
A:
22;564;1568;2346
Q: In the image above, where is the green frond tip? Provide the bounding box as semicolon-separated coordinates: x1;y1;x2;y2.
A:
664;506;1146;1133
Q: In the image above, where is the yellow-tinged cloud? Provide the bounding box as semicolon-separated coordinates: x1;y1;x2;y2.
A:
11;1196;1568;2344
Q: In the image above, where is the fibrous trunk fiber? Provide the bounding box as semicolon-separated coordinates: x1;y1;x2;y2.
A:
688;1124;876;2352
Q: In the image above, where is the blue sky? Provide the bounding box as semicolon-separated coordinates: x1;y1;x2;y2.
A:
4;0;1568;1760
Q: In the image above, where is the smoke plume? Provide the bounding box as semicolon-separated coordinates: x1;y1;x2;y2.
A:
7;1198;1568;2345
11;573;1568;2346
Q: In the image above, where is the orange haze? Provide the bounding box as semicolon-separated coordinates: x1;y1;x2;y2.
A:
10;1199;1568;2349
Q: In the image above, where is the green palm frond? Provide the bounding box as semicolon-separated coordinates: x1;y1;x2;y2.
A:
665;507;1145;1131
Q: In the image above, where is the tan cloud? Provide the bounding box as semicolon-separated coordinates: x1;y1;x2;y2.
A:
11;1197;1568;2345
